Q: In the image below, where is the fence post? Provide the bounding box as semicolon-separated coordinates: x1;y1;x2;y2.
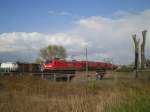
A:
54;74;56;81
41;72;44;79
67;74;70;82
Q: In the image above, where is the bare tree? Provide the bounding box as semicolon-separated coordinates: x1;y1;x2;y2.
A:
141;30;147;69
146;59;150;68
132;34;140;78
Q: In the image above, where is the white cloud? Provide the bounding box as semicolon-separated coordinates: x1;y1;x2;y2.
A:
48;10;72;16
48;10;80;18
0;32;86;53
59;11;72;16
48;10;55;14
73;10;150;64
0;9;150;64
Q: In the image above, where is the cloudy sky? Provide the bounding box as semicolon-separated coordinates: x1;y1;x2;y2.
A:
0;0;150;64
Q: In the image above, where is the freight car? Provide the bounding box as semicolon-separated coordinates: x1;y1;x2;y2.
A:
0;62;18;72
0;62;40;73
17;62;40;73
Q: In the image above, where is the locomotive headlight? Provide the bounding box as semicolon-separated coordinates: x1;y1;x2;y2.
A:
48;65;52;67
44;64;52;68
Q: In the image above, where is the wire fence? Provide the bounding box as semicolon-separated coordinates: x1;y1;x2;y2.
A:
0;71;75;81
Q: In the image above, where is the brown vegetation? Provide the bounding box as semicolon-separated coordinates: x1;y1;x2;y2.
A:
0;72;150;112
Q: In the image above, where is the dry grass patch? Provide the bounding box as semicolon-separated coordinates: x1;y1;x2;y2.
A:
0;73;150;112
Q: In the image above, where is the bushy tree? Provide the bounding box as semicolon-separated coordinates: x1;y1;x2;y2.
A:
36;45;67;63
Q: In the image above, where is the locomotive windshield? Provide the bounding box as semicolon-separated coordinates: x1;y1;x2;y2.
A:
44;60;52;64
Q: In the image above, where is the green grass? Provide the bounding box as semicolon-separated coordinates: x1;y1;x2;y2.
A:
104;71;150;112
108;95;150;112
0;72;150;112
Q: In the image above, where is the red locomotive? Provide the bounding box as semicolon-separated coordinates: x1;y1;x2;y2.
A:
42;58;117;74
42;59;76;74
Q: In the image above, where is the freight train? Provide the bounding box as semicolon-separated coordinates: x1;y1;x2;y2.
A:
0;59;117;80
0;59;117;73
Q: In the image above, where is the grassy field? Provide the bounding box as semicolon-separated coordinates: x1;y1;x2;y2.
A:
0;71;150;112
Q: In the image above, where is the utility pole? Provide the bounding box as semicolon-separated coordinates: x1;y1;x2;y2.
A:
85;47;88;77
80;43;89;80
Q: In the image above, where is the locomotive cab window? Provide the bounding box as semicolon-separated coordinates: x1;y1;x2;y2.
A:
44;60;52;64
